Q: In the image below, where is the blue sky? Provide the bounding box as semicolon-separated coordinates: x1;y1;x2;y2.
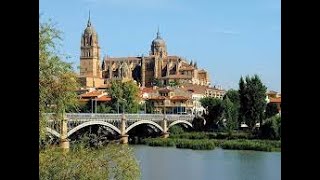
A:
40;0;281;92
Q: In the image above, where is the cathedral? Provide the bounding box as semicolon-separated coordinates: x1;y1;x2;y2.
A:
78;15;210;88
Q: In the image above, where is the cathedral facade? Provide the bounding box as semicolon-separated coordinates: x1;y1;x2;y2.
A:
79;16;210;88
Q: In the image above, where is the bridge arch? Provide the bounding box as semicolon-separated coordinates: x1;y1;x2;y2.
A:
46;127;61;138
125;120;164;134
168;120;193;129
67;121;121;138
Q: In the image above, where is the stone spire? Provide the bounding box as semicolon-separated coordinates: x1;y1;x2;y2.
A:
87;10;91;27
157;26;161;38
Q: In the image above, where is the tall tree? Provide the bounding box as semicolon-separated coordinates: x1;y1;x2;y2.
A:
224;89;240;108
39;18;79;142
223;96;238;131
238;75;267;130
223;89;240;128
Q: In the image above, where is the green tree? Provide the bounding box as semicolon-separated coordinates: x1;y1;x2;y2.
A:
259;116;281;140
223;96;238;131
97;103;113;113
39;18;79;142
266;103;279;118
108;80;140;113
139;100;154;113
223;89;240;129
238;75;267;130
200;97;225;130
224;89;240;108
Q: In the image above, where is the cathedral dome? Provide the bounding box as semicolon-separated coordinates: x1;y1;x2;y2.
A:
84;26;96;35
152;31;166;47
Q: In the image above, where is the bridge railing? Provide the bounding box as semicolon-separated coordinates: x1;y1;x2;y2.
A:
44;113;194;122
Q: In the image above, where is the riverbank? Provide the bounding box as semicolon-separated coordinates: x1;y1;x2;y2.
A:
39;144;141;179
135;132;281;152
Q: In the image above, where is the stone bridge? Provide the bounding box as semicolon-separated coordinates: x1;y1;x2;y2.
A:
45;113;195;147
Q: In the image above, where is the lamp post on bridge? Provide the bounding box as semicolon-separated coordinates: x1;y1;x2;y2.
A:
91;99;93;114
91;98;98;114
117;99;120;114
95;98;97;113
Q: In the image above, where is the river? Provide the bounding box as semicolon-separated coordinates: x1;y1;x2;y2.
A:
133;145;281;180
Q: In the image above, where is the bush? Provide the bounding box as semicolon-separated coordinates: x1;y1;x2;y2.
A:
169;126;184;135
170;132;210;139
259;116;281;140
220;140;272;151
144;138;175;147
175;139;215;150
218;139;280;152
39;144;141;180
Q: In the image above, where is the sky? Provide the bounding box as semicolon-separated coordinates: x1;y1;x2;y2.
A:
40;0;281;92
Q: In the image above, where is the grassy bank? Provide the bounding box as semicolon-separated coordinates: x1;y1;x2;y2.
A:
141;132;280;152
219;140;279;152
169;131;254;140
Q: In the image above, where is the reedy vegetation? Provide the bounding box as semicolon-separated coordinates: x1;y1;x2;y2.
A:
39;144;140;180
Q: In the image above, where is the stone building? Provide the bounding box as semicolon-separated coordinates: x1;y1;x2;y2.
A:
78;14;210;88
147;87;194;114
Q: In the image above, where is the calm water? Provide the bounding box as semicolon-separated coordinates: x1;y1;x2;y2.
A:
133;145;281;180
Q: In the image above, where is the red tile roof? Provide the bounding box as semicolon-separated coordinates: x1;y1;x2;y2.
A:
170;96;189;100
140;87;154;94
96;95;112;102
181;84;208;94
269;97;281;103
158;88;172;93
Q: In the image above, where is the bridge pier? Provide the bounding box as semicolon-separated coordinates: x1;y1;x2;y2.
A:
161;132;170;138
59;115;69;152
120;114;129;144
161;116;169;138
120;134;129;144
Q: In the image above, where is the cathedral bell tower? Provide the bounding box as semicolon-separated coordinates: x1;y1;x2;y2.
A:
80;11;101;78
150;28;167;78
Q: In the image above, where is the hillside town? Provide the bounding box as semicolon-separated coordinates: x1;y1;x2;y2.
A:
77;16;281;115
